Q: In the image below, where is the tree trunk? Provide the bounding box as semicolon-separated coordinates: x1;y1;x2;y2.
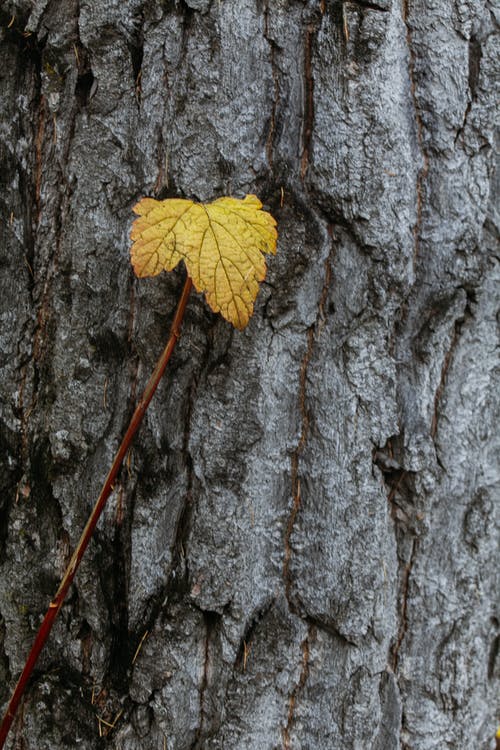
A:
0;1;498;748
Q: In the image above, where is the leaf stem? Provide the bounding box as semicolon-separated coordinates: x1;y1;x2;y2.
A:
0;276;193;749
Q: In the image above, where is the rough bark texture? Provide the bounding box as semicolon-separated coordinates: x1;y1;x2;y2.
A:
0;1;498;748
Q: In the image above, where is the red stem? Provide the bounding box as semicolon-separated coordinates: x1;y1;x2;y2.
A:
0;276;193;748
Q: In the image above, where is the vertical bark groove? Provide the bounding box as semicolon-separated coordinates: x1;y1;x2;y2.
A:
284;247;334;610
282;625;314;750
401;0;429;265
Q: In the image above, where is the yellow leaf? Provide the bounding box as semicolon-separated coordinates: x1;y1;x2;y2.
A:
130;194;278;329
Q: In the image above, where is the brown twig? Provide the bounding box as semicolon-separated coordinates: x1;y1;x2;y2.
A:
0;276;193;748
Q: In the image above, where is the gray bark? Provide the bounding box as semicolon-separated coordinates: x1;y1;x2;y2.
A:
0;1;498;748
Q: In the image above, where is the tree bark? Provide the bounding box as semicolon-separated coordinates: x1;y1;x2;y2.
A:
0;1;498;749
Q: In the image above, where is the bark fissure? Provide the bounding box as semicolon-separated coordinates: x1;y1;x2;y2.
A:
34;95;45;222
235;598;275;672
263;1;280;169
15;367;32;478
191;611;220;750
284;242;333;609
32;15;80;401
282;625;315;750
430;310;468;440
300;21;318;180
401;0;429;264
106;481;133;693
130;8;145;107
392;537;417;672
169;371;198;590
